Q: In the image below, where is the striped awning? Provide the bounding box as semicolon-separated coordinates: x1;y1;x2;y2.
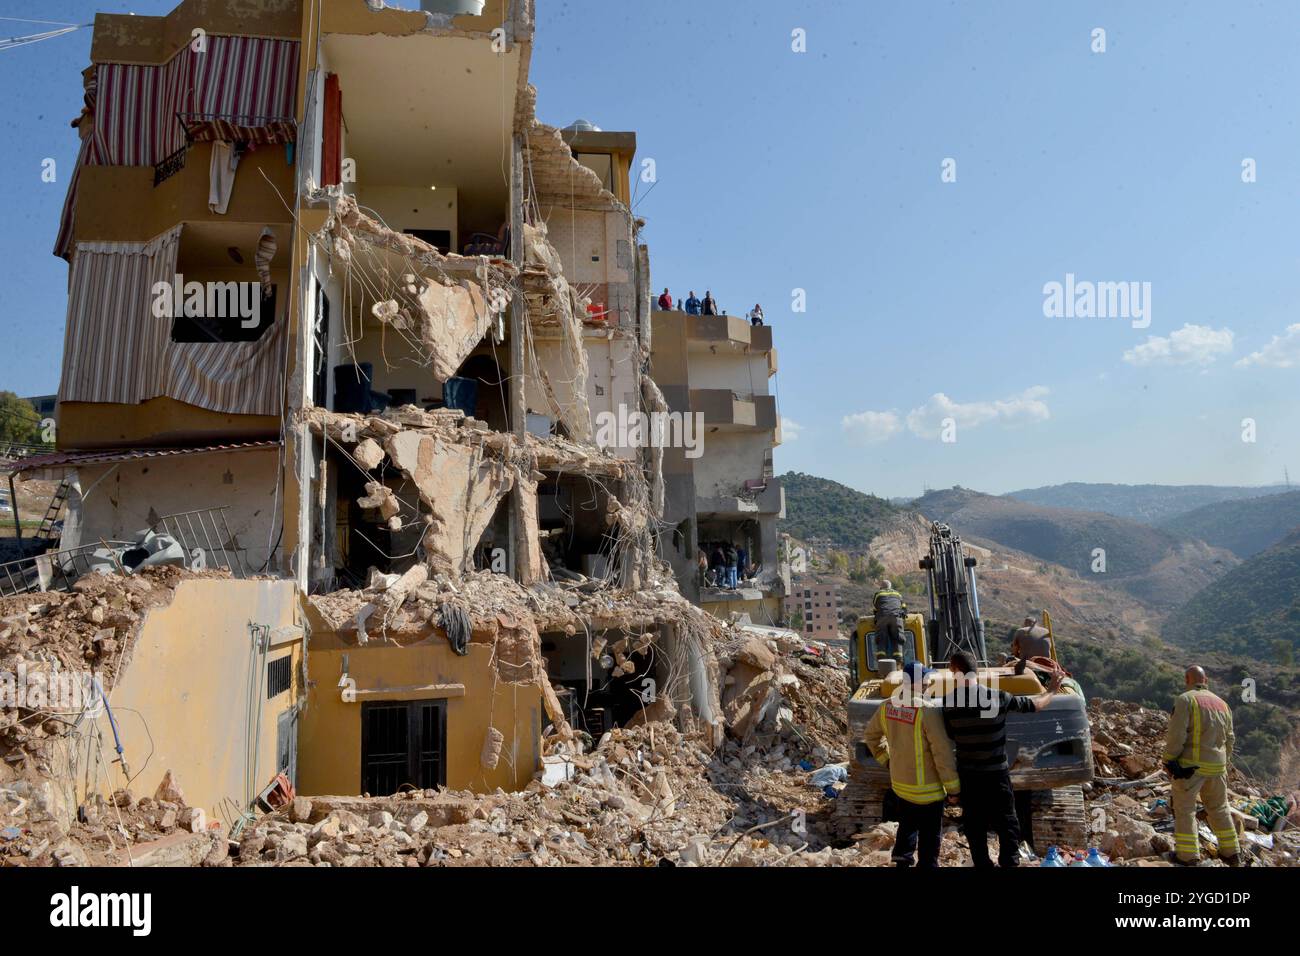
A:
55;35;300;259
58;224;287;417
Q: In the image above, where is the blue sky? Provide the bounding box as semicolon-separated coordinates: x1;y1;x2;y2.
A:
2;1;1298;497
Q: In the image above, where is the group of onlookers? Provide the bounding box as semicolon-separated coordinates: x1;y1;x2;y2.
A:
697;542;755;589
658;288;765;326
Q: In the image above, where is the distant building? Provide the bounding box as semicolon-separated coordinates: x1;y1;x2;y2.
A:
785;583;843;638
23;395;57;419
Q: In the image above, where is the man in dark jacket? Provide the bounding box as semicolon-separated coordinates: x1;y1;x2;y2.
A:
942;651;1059;868
872;581;906;659
724;543;739;589
701;291;719;316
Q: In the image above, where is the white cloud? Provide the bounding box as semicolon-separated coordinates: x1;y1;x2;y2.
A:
1122;323;1234;367
780;417;803;440
1236;323;1300;369
905;386;1051;439
841;410;902;444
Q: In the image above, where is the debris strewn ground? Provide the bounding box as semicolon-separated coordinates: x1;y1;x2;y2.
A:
4;600;1298;866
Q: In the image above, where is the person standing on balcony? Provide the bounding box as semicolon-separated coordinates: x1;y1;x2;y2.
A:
710;543;726;586
749;303;765;326
657;288;673;310
724;543;739;589
736;545;749;583
685;291;701;315
702;291;719;316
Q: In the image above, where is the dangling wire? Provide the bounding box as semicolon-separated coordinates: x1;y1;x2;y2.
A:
0;21;90;53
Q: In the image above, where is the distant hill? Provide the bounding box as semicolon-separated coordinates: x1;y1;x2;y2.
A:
913;487;1237;611
778;472;903;551
1157;490;1300;559
1163;529;1300;662
1006;482;1282;524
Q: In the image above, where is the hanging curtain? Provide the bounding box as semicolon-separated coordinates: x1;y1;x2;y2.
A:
58;223;286;417
58;226;181;406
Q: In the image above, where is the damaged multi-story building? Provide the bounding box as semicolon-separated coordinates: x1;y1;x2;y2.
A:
651;309;788;625
3;0;754;830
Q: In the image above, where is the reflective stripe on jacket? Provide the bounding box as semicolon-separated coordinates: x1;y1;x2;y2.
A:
863;696;961;804
1163;686;1234;776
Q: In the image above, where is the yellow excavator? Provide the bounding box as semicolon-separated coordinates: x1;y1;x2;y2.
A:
834;522;1094;849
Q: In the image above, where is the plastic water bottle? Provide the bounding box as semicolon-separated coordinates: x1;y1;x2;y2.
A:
1086;847;1109;867
1041;846;1065;867
1070;852;1090;867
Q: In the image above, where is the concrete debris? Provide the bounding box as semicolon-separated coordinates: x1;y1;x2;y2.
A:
1083;699;1300;866
0;568;213;777
311;191;514;383
521;222;593;442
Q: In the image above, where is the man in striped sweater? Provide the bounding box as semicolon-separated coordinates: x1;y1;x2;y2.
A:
942;651;1060;868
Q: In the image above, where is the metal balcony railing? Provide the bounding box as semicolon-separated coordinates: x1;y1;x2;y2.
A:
0;541;132;598
150;507;248;578
0;506;247;598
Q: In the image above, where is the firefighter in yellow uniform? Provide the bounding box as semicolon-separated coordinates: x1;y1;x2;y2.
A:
1162;666;1240;866
863;662;961;867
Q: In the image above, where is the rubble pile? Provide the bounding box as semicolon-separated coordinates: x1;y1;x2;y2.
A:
0;568;209;777
1082;699;1299;866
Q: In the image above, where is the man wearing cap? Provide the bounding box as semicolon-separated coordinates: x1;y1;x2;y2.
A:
862;661;961;867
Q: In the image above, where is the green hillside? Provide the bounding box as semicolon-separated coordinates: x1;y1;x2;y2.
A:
1157;490;1300;558
779;472;902;551
1162;529;1300;662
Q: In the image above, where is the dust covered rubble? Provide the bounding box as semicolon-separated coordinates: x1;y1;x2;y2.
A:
1081;699;1299;867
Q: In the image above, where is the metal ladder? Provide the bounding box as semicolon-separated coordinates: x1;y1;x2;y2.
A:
34;477;70;541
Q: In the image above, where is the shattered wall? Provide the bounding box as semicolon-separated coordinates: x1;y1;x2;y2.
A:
69;447;284;573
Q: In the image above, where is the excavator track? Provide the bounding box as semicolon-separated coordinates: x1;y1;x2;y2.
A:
832;759;888;841
1029;785;1088;852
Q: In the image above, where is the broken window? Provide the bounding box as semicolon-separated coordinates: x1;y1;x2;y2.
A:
170;285;277;343
538;473;618;582
541;627;665;733
574;152;613;193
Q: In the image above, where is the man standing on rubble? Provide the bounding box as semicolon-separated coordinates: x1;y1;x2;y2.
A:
1163;666;1240;866
942;651;1059;868
872;580;906;659
863;661;961;868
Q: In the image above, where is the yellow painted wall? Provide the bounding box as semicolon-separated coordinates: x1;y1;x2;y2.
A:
57;397;278;450
83;579;302;825
72;145;295;246
92;1;303;65
298;622;542;796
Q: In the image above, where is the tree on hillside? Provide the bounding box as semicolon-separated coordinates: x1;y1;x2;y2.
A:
0;392;41;445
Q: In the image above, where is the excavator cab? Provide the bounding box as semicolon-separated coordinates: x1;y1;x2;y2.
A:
849;612;926;689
